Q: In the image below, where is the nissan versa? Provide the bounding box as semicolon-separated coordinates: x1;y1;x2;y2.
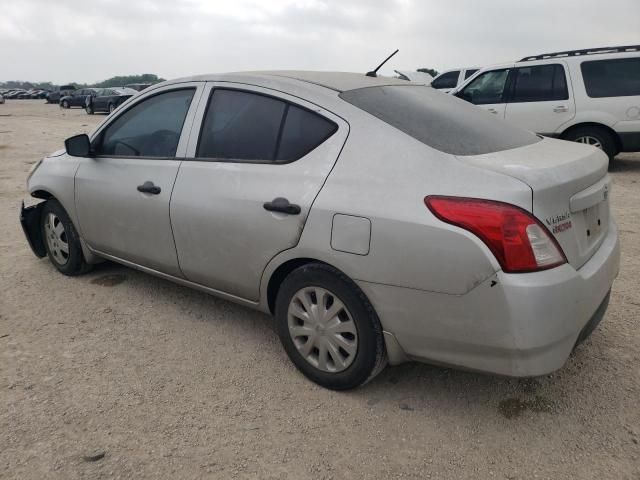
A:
20;72;620;390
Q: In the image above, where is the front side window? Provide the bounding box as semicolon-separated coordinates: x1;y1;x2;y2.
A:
197;89;337;162
510;64;568;102
581;57;640;98
459;69;510;105
431;71;460;89
94;88;195;158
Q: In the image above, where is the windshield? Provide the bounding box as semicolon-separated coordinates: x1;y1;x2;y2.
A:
339;85;540;156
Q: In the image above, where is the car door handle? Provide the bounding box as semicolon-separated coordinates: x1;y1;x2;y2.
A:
487;108;498;114
137;181;161;195
553;105;569;113
263;197;301;215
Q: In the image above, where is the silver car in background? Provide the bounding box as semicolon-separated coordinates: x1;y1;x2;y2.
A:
21;71;620;390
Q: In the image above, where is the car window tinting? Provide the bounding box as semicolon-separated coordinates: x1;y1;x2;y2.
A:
464;69;479;80
95;88;195;158
197;89;337;162
276;105;338;161
431;71;460;89
511;64;568;103
581;57;640;98
460;69;510;105
340;85;540;156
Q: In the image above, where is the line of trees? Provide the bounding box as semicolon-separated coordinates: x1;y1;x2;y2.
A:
0;74;165;91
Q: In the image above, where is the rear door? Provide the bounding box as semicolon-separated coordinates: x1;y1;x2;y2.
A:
504;62;576;135
75;83;203;276
170;83;349;300
456;67;512;117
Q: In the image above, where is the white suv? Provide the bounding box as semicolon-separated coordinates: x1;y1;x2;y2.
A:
430;67;479;93
452;45;640;160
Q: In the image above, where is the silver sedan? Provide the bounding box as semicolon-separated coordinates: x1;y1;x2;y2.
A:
21;71;620;389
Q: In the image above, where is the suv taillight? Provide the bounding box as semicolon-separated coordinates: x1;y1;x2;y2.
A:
425;196;566;273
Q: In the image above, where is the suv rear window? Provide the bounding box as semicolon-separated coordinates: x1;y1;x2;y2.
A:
340;85;540;156
581;57;640;98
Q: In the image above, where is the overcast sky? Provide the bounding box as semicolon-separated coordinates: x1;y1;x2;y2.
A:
1;0;639;84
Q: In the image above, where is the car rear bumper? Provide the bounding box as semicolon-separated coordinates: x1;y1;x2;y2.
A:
619;132;640;152
357;219;620;377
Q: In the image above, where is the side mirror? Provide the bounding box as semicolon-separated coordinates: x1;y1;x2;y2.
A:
65;134;92;157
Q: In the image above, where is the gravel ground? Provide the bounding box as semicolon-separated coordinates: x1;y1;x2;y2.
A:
1;100;639;480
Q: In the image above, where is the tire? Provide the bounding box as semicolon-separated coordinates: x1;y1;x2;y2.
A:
275;263;387;390
61;100;69;109
562;126;617;161
108;103;116;114
40;199;91;276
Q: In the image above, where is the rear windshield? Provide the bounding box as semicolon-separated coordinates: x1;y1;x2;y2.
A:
339;85;540;156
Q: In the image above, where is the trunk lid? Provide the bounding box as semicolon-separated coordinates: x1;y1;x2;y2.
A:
458;137;610;270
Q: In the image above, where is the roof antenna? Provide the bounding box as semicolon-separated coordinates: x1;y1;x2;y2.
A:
366;49;399;77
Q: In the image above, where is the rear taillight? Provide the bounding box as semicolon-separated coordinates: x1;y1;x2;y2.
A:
425;196;566;273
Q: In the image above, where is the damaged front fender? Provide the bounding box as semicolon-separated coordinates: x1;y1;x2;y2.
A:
20;201;46;258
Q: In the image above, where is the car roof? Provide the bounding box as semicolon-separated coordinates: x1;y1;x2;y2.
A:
166;71;417;93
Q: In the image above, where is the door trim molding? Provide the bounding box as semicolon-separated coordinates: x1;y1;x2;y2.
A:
88;247;262;310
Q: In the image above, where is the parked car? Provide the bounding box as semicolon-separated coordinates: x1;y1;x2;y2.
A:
0;94;4;104
453;45;640;160
60;88;98;109
85;87;138;114
125;83;152;92
393;70;434;83
47;85;76;104
21;71;619;390
430;67;480;92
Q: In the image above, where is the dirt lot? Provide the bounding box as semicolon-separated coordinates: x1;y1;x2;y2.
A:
1;100;639;479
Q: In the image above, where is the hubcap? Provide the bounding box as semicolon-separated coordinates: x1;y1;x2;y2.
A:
287;287;358;373
44;213;69;265
575;135;602;150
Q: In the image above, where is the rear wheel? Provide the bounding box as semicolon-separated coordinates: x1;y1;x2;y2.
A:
275;263;387;390
40;199;91;276
108;103;116;114
563;126;617;161
61;100;69;109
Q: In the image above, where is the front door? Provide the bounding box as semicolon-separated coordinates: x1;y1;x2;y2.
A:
504;62;576;135
75;84;202;276
457;67;512;118
170;83;349;300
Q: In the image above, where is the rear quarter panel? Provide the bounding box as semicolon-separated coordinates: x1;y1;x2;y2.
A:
261;102;534;300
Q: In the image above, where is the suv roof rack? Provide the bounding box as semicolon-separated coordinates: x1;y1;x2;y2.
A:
520;45;640;62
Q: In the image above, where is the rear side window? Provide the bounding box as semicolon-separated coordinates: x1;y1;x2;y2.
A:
95;88;195;158
431;71;460;89
510;64;568;102
197;89;337;162
581;58;640;98
340;85;540;156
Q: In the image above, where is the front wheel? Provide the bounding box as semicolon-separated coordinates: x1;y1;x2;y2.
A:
108;103;116;114
275;263;387;390
61;100;69;109
40;199;91;276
